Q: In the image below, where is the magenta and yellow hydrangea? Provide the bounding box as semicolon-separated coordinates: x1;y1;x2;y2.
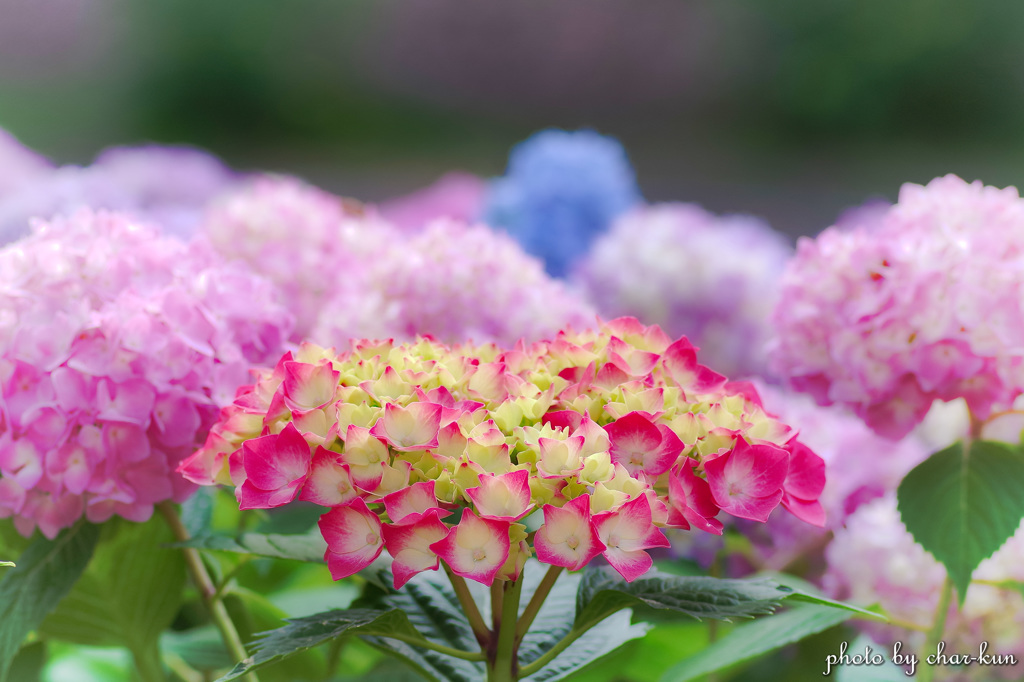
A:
180;318;825;587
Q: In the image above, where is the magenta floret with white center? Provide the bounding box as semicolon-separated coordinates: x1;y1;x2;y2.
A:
0;209;293;538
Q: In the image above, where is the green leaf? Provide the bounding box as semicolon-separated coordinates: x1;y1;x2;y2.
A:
171;529;327;563
574;565;788;634
897;439;1024;604
0;563;12;568
216;608;431;681
38;515;186;667
0;521;99;682
659;603;853;681
180;486;216;538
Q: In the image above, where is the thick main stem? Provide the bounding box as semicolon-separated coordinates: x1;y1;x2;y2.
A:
157;501;260;682
489;578;523;682
918;577;953;682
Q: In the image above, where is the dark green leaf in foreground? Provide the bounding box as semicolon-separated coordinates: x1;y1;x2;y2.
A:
898;439;1024;604
171;529;327;563
659;603;853;681
574;566;787;634
0;521;100;682
217;608;428;681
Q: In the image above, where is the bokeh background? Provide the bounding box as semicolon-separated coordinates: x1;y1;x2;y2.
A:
3;0;1023;238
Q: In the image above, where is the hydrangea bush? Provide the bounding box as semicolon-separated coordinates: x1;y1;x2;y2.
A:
576;203;792;379
0;210;292;538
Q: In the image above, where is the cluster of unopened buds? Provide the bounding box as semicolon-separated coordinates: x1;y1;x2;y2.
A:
181;318;825;587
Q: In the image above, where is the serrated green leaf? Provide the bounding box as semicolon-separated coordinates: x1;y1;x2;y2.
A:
574;565;787;633
659;603;853;681
38;515;186;666
171;529;327;563
0;521;99;682
217;608;431;681
180;486;216;538
897;439;1024;604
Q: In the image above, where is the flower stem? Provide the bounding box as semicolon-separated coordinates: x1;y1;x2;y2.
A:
518;625;584;678
515;565;562;640
489;578;523;682
384;633;487;661
157;501;260;682
443;562;491;646
918;576;953;682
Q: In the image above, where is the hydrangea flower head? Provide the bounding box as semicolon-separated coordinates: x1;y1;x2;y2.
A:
377;172;486;231
0;210;293;537
0;144;236;245
201;175;398;339
311;218;597;347
825;496;1024;675
181;318;824;587
769;175;1024;438
576;204;792;378
483;129;641;277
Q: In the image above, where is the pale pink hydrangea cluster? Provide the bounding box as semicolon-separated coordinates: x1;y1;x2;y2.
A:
0;144;236;244
201;175;399;340
0;210;293;538
770;175;1024;439
180;318;824;588
824;496;1024;678
576;204;792;378
312;219;597;348
376;172;486;231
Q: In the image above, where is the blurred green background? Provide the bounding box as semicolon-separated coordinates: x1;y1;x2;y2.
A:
2;0;1022;235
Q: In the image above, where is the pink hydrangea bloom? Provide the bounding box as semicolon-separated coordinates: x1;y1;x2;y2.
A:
181;318;822;588
575;204;792;378
0;210;292;537
770;175;1024;439
0;128;51;196
824;496;1024;678
0;144;236;244
201;175;397;340
376;172;486;231
312;218;597;347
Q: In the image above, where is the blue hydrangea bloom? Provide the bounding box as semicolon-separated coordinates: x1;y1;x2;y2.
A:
482;129;641;277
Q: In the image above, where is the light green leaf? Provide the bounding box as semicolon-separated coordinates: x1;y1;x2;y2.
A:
660;603;853;681
171;529;327;563
574;565;788;633
216;608;431;681
897;439;1024;604
0;563;12;568
38;515;186;667
0;521;100;682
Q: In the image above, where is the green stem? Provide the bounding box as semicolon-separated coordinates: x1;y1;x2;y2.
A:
918;577;954;682
489;578;523;682
157;501;260;682
385;633;487;661
515;565;563;640
130;639;167;682
518;626;584;678
443;562;490;646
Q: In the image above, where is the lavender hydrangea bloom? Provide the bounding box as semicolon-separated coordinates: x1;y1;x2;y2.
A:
824;496;1024;678
770;175;1024;439
0;128;51;195
0;144;236;245
312;218;597;347
575;204;792;379
0;210;293;538
482;129;641;277
377;171;486;231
